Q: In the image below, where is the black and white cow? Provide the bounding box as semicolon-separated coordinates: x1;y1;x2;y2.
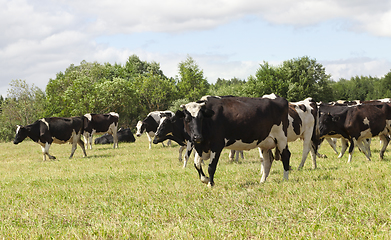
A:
136;111;174;149
153;114;194;167
286;98;321;169
13;117;87;160
318;102;391;162
83;112;119;149
94;128;136;144
177;95;291;187
153;114;244;168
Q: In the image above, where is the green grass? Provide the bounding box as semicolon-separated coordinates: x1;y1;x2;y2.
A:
1;136;391;239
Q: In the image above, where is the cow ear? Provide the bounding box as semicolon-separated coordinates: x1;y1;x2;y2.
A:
175;110;185;119
203;108;215;118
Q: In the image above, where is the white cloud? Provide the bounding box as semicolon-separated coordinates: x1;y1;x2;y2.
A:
1;0;391;97
323;57;391;80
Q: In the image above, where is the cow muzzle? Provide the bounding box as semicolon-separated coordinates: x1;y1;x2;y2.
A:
192;135;203;144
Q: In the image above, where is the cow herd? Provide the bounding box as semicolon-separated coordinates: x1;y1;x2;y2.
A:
13;95;391;187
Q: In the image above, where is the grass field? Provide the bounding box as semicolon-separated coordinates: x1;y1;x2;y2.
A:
1;135;391;239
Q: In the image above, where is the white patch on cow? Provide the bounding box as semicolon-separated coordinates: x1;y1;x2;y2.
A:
224;139;259;151
52;130;77;144
109;112;119;117
15;125;21;134
184;102;205;117
136;121;143;136
262;93;277;99
40;118;49;128
223;123;286;152
363;117;370;125
200;95;221;101
84;114;92;121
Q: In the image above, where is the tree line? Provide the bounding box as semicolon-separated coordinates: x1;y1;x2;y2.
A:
1;55;390;141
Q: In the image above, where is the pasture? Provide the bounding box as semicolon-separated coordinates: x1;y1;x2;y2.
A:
1;136;391;239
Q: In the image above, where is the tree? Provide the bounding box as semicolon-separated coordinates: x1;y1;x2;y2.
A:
133;73;178;116
176;56;209;101
243;57;333;102
281;56;333;102
208;77;246;96
0;79;46;141
242;61;287;98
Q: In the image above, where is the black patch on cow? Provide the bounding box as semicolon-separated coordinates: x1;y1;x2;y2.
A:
289;105;302;136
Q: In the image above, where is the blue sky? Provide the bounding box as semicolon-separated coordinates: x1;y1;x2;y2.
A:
1;0;391;97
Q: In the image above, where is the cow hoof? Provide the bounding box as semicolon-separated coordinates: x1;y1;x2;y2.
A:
207;182;214;188
200;176;209;184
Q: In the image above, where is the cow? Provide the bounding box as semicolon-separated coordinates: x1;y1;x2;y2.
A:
318;102;391;162
13;117;87;161
83;112;119;149
286;98;321;169
177;94;291;187
136;111;174;149
94;128;136;144
153;110;244;168
153;114;194;167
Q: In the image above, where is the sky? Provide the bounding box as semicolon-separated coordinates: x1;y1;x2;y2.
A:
1;0;391;97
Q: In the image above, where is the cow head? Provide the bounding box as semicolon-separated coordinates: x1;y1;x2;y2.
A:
318;112;340;137
135;120;145;137
14;125;28;144
178;101;214;144
153;116;173;144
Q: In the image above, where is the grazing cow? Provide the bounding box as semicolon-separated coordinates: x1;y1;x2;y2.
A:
83;112;119;149
286;98;321;169
94;128;136;144
153;115;194;167
136;111;174;149
177;95;291;187
13;117;87;161
318;103;391;162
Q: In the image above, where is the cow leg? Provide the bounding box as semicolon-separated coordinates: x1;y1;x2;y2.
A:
77;138;88;158
347;139;355;163
379;134;390;159
183;141;193;168
69;142;78;159
194;152;209;184
178;145;185;161
356;139;371;161
88;134;93;150
167;139;171;147
309;144;317;169
41;143;56;161
147;134;153;149
207;151;221;187
298;132;314;170
229;150;235;161
260;149;273;183
327;138;339;154
238;151;244;161
112;130;118;149
338;138;349;158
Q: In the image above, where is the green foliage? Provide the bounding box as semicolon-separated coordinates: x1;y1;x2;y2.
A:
0;80;46;141
243;57;334;102
1;55;391;141
133;73;178;119
242;62;287;97
282;56;333;102
176;56;209;101
208;77;246;96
